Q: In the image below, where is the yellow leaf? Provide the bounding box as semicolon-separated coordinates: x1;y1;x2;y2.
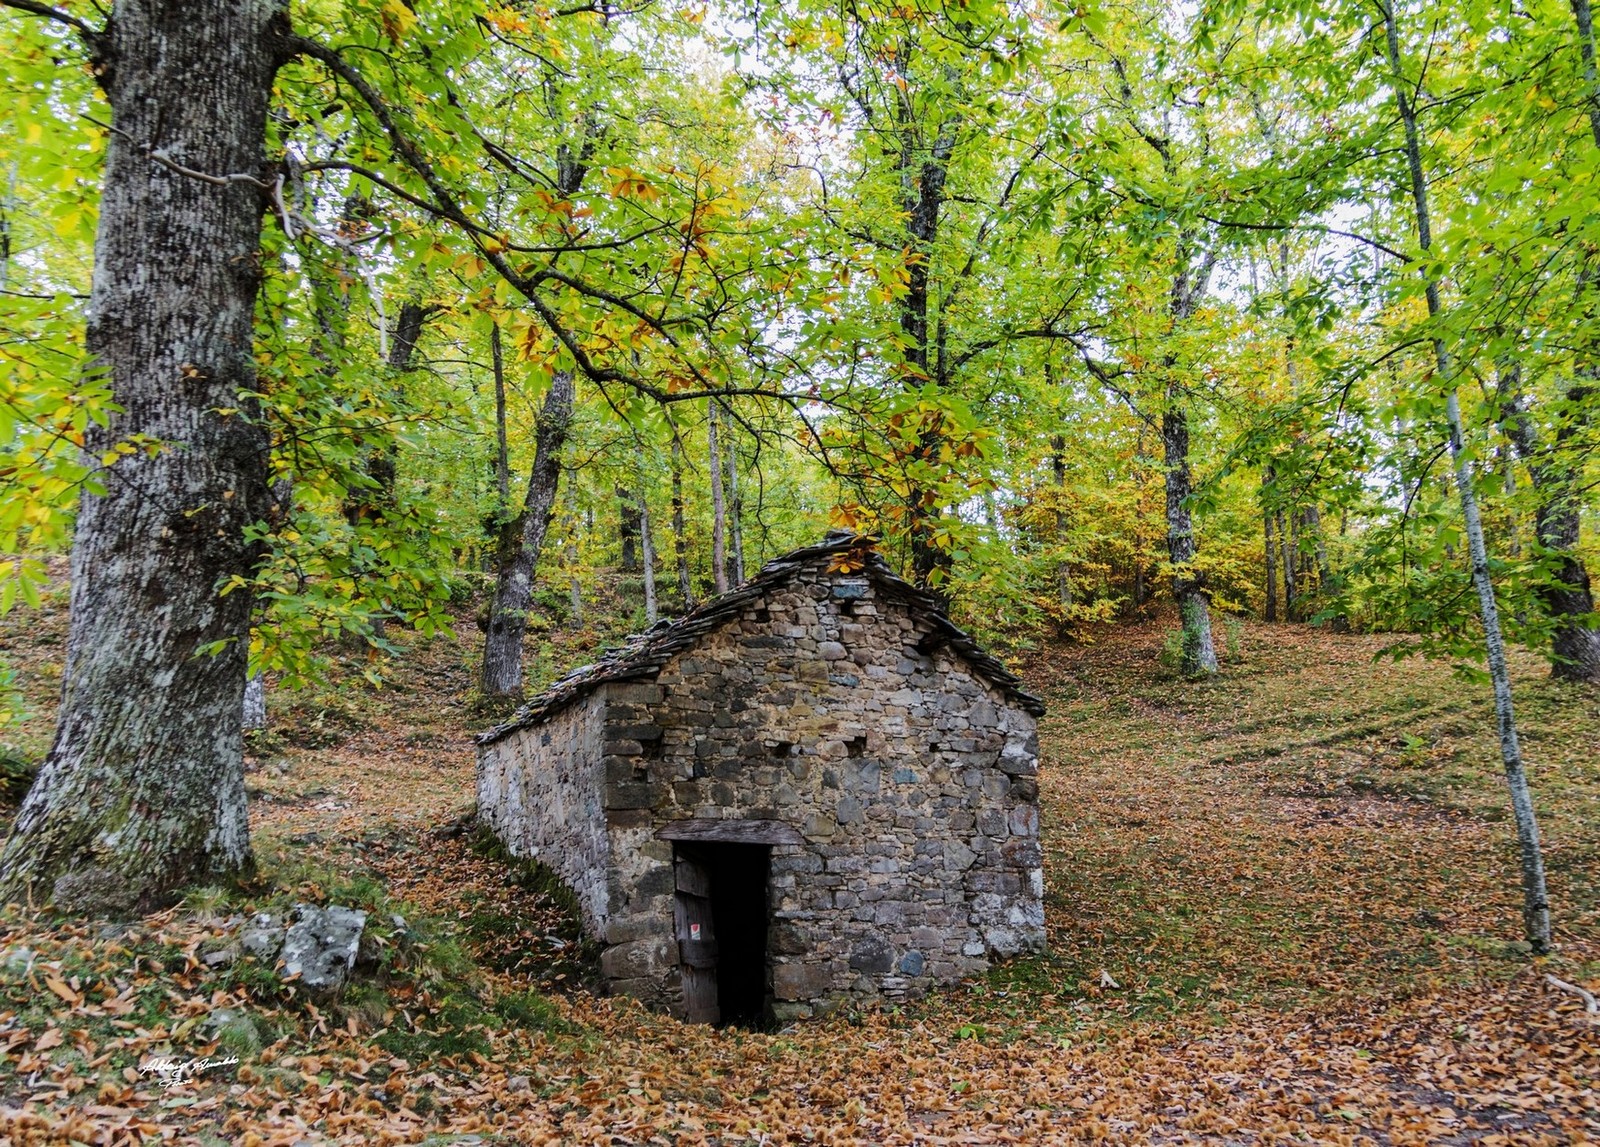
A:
379;0;417;44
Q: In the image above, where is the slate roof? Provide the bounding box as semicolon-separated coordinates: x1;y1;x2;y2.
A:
475;533;1046;746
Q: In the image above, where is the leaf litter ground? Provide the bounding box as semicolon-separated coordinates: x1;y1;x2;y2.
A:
0;602;1595;1144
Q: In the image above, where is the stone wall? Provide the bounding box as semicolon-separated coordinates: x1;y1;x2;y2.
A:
475;691;612;934
594;564;1045;1020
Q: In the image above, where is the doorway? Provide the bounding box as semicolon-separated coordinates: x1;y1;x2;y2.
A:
672;842;771;1027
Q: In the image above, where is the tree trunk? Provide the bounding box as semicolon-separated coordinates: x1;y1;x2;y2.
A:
1131;544;1145;617
1050;435;1072;609
1306;504;1331;593
1263;489;1278;623
671;431;694;609
724;413;744;586
707;401;728;594
0;0;286;914
1162;404;1218;675
345;299;430;642
481;371;575;698
1279;510;1297;622
242;672;267;733
565;484;584;628
637;488;657;624
1383;0;1551;952
1290;509;1304;600
894;84;957;594
491;321;510;516
1573;0;1600;148
618;488;641;572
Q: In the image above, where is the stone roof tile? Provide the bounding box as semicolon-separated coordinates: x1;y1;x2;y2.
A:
475;534;1045;746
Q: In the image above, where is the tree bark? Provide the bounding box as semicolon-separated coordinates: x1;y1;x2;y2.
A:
707;401;728;594
1279;509;1297;621
1306;504;1331;594
1382;0;1551;952
1572;0;1600;148
618;488;641;572
1157;228;1220;674
564;484;584;628
636;487;657;624
0;0;287;914
242;672;267;733
724;413;744;586
671;431;694;609
1163;404;1219;675
1263;485;1278;623
1050;434;1072;609
481;371;575;698
894;69;958;593
491;321;510;515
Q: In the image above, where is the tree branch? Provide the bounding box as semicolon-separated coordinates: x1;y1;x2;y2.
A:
0;0;98;40
1198;214;1411;262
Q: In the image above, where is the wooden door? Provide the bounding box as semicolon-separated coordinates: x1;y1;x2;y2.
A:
674;848;719;1024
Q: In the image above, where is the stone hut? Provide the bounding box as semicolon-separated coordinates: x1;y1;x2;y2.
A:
475;534;1046;1024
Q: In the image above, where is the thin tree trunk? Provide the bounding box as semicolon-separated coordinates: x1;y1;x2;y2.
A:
345;299;430;643
1279;510;1297;622
618;488;641;572
637;488;657;624
1306;505;1331;592
0;0;284;914
671;432;694;609
1573;0;1600;148
724;412;744;586
707;401;728;594
1499;443;1520;560
1050;434;1072;609
491;321;510;515
242;673;267;733
481;371;575;698
565;484;584;628
1290;509;1303;597
1163;404;1219;675
1263;484;1278;623
1383;0;1551;952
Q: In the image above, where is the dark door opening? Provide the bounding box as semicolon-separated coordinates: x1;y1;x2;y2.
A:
672;842;770;1027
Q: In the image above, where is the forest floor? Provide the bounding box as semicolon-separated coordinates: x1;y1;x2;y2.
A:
0;586;1596;1145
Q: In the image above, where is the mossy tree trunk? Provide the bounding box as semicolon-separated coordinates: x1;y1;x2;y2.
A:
0;0;288;914
482;371;575;699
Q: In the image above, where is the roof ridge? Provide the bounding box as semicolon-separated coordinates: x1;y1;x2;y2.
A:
475;535;1043;746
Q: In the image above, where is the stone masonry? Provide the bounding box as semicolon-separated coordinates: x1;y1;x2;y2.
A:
476;535;1046;1021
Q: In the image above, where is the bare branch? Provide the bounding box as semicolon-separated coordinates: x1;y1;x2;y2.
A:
1198;214;1411;262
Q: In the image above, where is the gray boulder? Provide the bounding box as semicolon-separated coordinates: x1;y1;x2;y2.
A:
280;903;367;993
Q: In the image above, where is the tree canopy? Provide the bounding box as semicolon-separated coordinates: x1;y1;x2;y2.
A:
1;0;1597;932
